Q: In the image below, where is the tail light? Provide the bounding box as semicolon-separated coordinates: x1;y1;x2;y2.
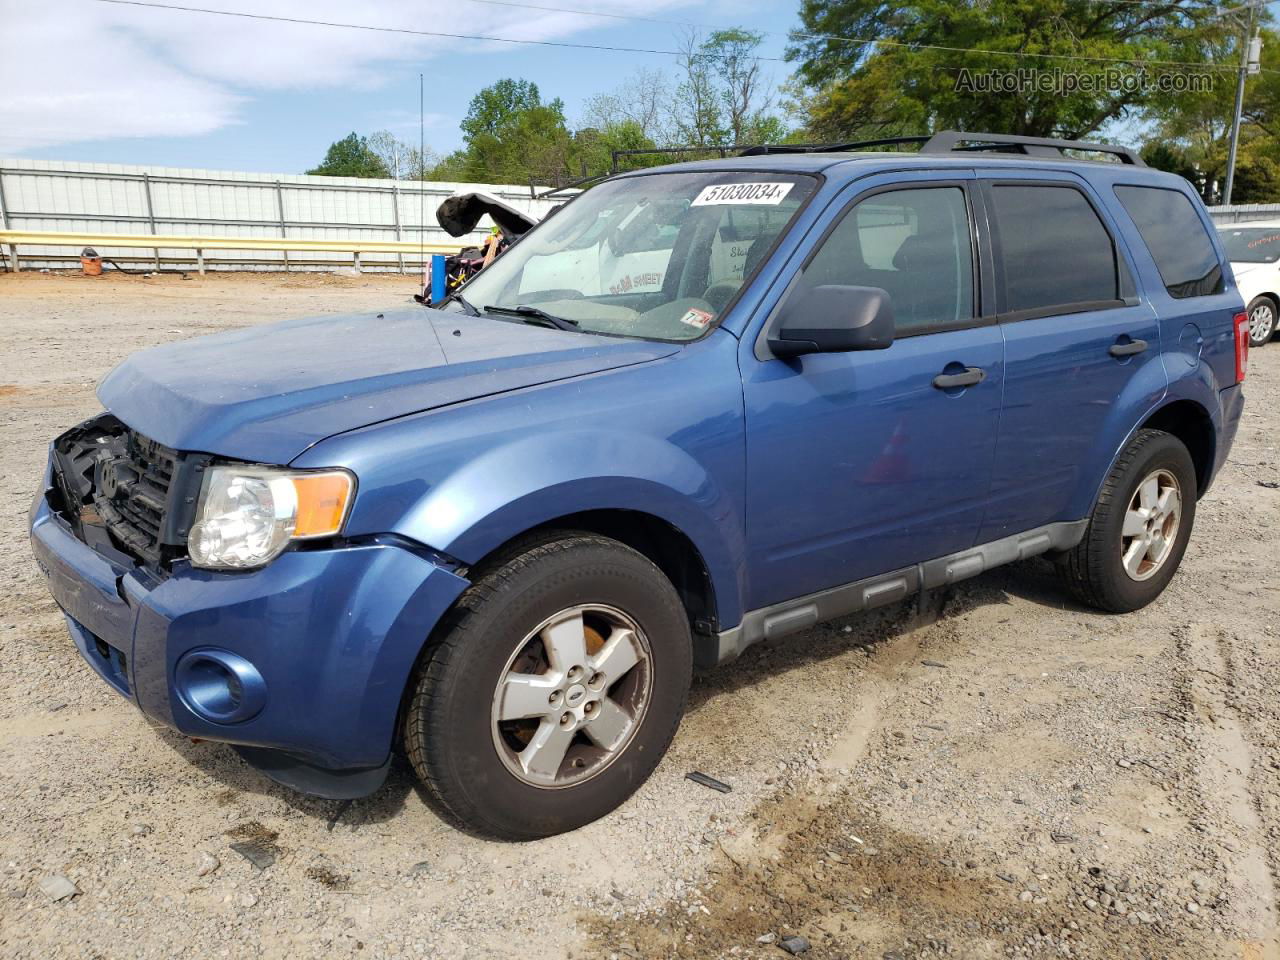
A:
1234;311;1250;383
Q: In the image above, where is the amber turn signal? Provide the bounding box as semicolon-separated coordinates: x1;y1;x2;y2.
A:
290;471;355;538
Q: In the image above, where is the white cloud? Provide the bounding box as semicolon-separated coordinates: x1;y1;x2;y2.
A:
0;0;699;152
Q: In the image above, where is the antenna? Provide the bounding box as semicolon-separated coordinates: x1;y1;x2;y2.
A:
419;72;426;295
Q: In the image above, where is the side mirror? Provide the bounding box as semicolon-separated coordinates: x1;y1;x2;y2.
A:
768;284;895;357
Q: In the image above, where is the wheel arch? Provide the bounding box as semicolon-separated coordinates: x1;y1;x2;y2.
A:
519;509;719;634
1138;399;1215;498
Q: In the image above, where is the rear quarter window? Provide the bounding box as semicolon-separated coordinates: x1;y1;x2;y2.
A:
1114;185;1224;299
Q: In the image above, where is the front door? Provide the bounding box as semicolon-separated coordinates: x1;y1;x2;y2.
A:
741;175;1005;611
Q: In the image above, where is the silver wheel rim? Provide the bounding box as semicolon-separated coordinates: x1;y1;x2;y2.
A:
1121;468;1182;582
490;603;653;789
1250;303;1275;342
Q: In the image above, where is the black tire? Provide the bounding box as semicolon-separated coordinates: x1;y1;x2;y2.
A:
1055;429;1197;613
403;533;692;840
1247;295;1278;347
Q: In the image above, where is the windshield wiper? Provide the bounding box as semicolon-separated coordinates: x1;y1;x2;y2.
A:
445;293;480;316
483;304;580;331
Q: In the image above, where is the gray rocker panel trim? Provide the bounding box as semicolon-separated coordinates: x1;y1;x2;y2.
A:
700;520;1088;668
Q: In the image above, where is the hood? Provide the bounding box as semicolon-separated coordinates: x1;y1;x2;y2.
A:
98;307;679;463
436;191;539;239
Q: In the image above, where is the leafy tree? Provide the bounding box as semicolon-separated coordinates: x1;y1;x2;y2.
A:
710;29;774;144
307;132;391;179
674;30;729;147
573;121;661;177
461;79;555;143
786;0;1230;141
448;79;576;184
1143;24;1280;202
1140;141;1201;187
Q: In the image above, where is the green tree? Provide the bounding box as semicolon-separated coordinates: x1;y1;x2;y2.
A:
786;0;1230;141
460;78;556;142
573;121;661;177
674;30;728;147
449;79;575;184
306;132;391;178
1140;141;1201;187
1144;24;1280;202
673;29;788;147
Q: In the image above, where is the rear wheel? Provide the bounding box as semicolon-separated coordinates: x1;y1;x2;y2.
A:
1055;429;1197;613
1247;295;1277;347
403;533;692;840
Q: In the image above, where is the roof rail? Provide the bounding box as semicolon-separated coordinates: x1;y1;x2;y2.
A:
738;136;930;157
922;131;1145;165
738;131;1142;165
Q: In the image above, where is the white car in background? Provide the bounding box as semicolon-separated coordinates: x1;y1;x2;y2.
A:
1219;220;1280;347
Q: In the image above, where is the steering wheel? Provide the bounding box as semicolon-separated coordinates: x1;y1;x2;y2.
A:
701;282;740;313
522;289;586;302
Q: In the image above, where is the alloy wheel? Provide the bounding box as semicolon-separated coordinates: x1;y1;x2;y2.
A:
1250;302;1276;344
1120;468;1182;582
490;604;653;788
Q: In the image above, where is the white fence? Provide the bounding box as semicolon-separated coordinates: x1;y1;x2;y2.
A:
1207;203;1280;225
0;158;568;272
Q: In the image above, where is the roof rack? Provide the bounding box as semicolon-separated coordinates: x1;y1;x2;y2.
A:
738;136;930;157
737;131;1144;166
921;131;1144;165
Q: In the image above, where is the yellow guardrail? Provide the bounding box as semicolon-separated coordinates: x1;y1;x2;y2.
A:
0;229;460;273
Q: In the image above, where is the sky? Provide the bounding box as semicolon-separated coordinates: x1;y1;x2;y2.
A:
0;0;795;174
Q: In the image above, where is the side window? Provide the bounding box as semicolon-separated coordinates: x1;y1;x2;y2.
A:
797;186;974;335
990;184;1121;314
1114;185;1224;299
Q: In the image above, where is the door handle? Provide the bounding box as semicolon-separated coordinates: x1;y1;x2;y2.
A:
932;366;986;390
1108;338;1148;358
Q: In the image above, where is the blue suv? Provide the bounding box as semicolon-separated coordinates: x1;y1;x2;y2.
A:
30;132;1249;839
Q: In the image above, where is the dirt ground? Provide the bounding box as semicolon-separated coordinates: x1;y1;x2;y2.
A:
1;271;1278;960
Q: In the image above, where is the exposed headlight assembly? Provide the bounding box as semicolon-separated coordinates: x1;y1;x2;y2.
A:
188;466;355;570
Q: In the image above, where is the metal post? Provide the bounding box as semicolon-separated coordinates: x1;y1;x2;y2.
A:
275;181;290;272
196;248;205;276
1224;1;1259;206
391;183;405;275
142;173;161;271
0;169;15;272
431;253;446;302
353;251;361;273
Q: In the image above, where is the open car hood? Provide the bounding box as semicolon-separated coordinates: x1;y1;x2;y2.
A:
436;191;540;239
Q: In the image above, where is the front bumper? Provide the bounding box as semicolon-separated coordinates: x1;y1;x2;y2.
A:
29;455;469;798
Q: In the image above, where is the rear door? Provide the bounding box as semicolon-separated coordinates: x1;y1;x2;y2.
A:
1112;184;1240;390
974;172;1166;544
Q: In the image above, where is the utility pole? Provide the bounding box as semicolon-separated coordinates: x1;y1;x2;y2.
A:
1224;0;1263;205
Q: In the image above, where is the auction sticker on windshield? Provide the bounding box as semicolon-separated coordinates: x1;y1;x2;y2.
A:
691;182;795;206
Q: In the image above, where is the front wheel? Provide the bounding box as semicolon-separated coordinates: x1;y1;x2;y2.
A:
404;533;692;840
1055;429;1197;613
1247;295;1277;347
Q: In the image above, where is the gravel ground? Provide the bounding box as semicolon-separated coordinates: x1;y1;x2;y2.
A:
1;271;1278;959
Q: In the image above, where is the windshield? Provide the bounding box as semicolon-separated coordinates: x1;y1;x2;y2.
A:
452;171;817;340
1220;227;1280;263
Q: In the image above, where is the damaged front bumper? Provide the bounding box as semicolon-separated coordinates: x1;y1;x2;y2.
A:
29;449;469;799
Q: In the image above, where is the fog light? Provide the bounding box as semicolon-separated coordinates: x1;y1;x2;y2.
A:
175;649;266;724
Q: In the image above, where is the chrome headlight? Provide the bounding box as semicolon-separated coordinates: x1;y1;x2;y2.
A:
187;466;355;570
